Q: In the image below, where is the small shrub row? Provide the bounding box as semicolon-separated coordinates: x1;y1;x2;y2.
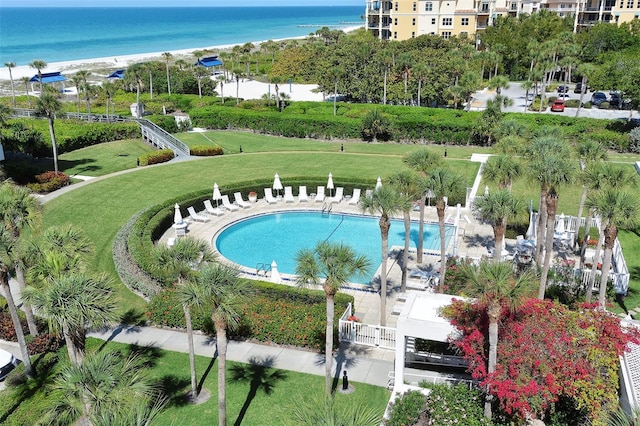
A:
26;171;70;193
0;311;28;341
27;333;63;355
146;282;354;349
190;145;224;156
138;149;174;166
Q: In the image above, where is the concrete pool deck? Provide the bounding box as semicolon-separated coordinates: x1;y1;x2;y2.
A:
160;195;497;330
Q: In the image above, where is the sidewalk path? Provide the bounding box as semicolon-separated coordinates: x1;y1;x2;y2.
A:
88;325;394;388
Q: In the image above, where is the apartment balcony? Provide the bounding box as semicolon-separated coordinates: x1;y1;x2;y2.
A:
368;22;391;29
584;6;612;11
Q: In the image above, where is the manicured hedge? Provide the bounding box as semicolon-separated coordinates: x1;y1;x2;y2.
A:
26;171;69;193
190;145;224;156
137;149;174;166
147;280;354;349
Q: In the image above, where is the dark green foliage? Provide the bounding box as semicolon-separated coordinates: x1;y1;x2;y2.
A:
137;149;174;166
385;390;426;426
564;99;580;108
0;121;47;156
147;282;354;349
422;384;488;425
189;145;224;156
2;161;41;185
147;115;179;133
26;171;69;193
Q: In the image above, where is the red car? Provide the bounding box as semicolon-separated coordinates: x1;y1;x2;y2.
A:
551;99;565;112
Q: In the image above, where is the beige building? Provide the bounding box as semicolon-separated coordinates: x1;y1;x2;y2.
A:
365;0;640;40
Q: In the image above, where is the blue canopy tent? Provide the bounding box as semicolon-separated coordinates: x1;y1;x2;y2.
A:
194;56;223;68
29;71;67;92
107;69;125;79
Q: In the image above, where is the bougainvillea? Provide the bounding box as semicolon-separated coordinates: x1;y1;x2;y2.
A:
443;298;640;424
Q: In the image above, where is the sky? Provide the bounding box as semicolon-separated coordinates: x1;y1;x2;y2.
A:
1;0;362;6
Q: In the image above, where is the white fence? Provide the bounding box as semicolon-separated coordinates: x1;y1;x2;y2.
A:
338;303;396;350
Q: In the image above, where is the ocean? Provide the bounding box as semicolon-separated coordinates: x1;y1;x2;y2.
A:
0;6;364;66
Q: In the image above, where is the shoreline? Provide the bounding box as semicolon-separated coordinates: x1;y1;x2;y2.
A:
0;25;363;82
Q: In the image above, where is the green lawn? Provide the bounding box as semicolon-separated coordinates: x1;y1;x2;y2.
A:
0;339;390;426
58;139;156;177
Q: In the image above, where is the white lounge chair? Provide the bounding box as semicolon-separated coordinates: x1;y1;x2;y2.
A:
330;187;343;203
234;192;251;209
187;206;209;223
349;188;361;205
221;195;239;211
264;188;277;204
315;186;325;202
204;200;224;216
298;186;308;202
283;186;295;203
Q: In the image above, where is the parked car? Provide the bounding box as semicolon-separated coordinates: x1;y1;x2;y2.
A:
557;85;570;94
591;92;607;106
574;82;589;94
551;99;565;112
0;349;18;381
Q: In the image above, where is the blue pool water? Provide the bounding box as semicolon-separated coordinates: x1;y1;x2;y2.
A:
214;211;454;284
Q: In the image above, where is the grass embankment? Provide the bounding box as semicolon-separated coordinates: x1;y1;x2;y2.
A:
0;339;390;425
58;139;155;177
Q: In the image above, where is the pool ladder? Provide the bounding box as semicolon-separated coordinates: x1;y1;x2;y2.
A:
321;202;332;215
255;262;272;276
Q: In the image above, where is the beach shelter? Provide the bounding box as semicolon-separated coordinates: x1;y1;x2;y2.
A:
29;71;66;92
195;56;224;68
107;69;125;80
273;173;283;197
375;177;382;190
327;173;334;198
213;183;222;207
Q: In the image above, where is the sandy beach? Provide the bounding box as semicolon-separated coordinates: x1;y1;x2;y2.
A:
0;26;361;102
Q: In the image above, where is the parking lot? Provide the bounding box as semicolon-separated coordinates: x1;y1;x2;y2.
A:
471;82;640;120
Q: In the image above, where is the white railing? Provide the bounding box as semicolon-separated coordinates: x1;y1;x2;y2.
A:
338;303;396;349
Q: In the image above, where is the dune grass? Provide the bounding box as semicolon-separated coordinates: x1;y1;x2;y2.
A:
0;338;390;426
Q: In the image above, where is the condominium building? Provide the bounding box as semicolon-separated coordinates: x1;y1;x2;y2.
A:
365;0;640;40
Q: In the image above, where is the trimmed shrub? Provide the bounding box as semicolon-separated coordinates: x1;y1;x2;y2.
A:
564;99;580;108
385;390;426;426
629;127;640;153
26;171;69;193
148;115;179;134
146;282;354;349
190;145;224;156
421;384;487;425
0;311;27;341
138;149;174;166
598;101;610;110
27;333;63;355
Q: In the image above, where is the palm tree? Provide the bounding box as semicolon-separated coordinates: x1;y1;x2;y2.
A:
0;226;33;377
574;139;607;249
474;189;526;264
521;80;533;113
194;65;209;99
153;237;214;398
35;85;64;174
22;273;117;366
70;73;84;114
403;149;442;264
45;350;163;426
194;263;248;426
460;261;536;419
585;189;639;309
0;181;42;336
360;185;406;325
412;61;428;107
216;75;225;104
4;62;16;108
537;154;575;299
389;170;421;291
427;167;464;291
482;154;521;191
29;59;47;91
20;76;31;107
575;63;595;118
102;81;116;122
125;64;145;118
295;241;370;395
162;52;173;95
488;75;510;95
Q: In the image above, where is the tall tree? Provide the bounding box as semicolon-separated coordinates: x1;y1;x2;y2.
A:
23;273;117;366
360;185;406;325
389;170;421;291
482;154;521;191
585;189;639;309
194;65;209;99
0;182;42;336
295;242;370;395
153;237;214;399
34;85;63;174
4;62;16;108
102;81;116;122
162;52;173;95
194;264;248;426
29;59;47;92
574;139;607;249
474;189;526;264
403;149;442;264
427;167;464;291
20;76;31;108
459;261;537;420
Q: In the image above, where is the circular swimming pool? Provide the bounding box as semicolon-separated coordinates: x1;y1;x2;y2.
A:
214;211;454;284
